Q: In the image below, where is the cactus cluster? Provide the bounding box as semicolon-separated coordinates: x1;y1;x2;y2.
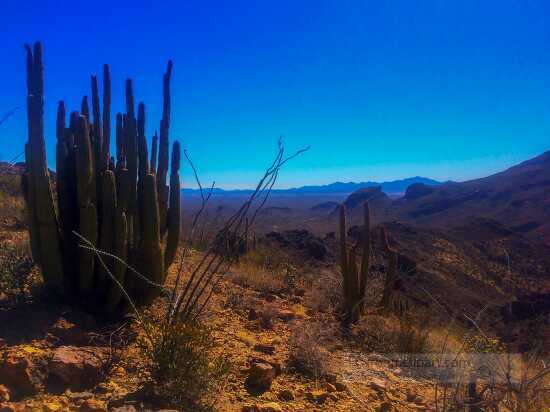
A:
339;202;408;322
338;202;371;322
22;42;181;313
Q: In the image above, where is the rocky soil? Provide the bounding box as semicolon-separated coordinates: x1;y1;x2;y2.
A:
0;229;442;412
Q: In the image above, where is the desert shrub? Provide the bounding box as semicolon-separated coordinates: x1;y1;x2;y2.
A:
351;313;431;354
287;321;334;379
395;316;431;354
258;303;279;330
0;239;34;301
231;262;287;295
241;244;288;273
0;174;21;197
305;272;341;313
138;314;230;410
0;191;25;227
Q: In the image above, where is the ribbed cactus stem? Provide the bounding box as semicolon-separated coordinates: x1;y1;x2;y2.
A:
91;75;103;173
105;207;128;312
125;79;138;218
97;170;117;292
75;115;98;295
157;61;173;236
165;140;181;270
150;132;158;174
338;205;351;314
115;113;124;162
381;227;398;310
102;64;111;168
81;96;90;121
358;201;371;309
23;42;65;289
137;174;164;304
338;202;371;322
23;41;180;315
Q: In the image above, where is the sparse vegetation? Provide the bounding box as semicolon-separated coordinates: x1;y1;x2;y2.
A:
138;313;230;410
287;321;334;379
0;30;548;412
0;238;35;301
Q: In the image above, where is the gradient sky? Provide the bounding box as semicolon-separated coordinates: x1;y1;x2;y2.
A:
0;0;549;189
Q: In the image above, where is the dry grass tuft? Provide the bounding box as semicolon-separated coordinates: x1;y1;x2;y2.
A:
287;321;335;379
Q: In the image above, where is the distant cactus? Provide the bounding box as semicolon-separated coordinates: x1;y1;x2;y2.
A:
338;202;371;322
21;41;181;313
380;227;398;311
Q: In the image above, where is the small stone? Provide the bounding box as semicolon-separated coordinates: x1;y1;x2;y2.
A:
323;382;337;392
248;308;259;321
0;403;16;412
257;402;282;412
334;381;347;392
79;399;106;412
245;363;276;392
43;400;66;412
325;373;338;384
277;389;294;401
262;293;279;302
50;318;89;345
68;392;94;401
369;378;386;393
276;309;295;321
253;344;275;355
0;386;9;402
306;390;330;404
111;407;138;412
376;401;392;412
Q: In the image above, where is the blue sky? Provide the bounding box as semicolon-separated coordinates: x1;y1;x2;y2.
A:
0;0;549;188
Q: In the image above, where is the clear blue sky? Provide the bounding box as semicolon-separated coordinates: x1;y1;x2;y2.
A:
0;0;549;189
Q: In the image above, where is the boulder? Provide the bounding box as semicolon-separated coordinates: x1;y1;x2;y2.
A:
0;348;45;397
0;386;9;402
49;346;108;391
245;362;276;392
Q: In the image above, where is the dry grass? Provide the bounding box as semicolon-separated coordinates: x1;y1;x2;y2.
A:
138;311;230;411
0;236;36;302
230;247;289;295
287;321;335;379
351;312;432;354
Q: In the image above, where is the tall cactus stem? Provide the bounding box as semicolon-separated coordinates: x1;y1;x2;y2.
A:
102;64;111;168
23;42;65;288
165;140;181;270
157;61;173;235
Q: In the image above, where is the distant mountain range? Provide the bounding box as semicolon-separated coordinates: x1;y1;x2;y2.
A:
182;176;442;197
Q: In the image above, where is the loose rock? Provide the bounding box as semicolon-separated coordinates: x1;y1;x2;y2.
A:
245;362;276;392
49;346;107;391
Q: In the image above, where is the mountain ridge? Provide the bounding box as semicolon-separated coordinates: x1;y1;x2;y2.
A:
181;176;441;197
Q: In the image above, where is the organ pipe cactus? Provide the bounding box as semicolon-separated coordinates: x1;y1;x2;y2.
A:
21;41;181;313
338;202;371;322
380;227;398;311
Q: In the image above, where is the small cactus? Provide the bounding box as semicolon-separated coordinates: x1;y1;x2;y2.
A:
380;227;398;311
21;41;181;314
338;202;371;322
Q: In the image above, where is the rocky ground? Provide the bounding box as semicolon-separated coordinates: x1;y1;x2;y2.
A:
0;226;443;412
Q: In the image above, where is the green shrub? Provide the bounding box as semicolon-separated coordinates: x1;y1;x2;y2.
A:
0;241;34;303
138;314;230;410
